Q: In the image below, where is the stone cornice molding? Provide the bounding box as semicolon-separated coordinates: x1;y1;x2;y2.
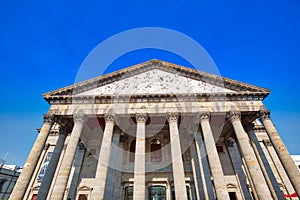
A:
43;60;270;104
45;92;268;105
135;113;148;124
259;110;271;122
229;111;241;122
166;112;178;123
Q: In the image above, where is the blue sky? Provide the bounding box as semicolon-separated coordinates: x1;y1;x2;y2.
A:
0;0;299;166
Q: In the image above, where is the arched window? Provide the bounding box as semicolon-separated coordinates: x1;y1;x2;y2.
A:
151;139;162;162
130;140;136;162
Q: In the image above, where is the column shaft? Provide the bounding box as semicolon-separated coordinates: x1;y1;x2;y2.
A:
104;128;123;200
248;127;284;200
230;111;270;199
36;127;67;200
190;142;203;200
91;114;115;200
167;113;188;200
227;139;253;200
194;133;215;200
10;114;55;200
260;110;300;197
67;143;86;200
133;114;147;200
50;113;86;200
199;112;230;200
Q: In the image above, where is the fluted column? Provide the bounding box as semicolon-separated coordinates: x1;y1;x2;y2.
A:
90;114;115;200
229;111;270;199
50;113;86;200
133;113;147;200
260;110;300;197
10;114;55;200
167;113;188;200
199;112;230;200
36;127;67;200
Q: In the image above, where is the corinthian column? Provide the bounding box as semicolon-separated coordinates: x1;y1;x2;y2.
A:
10;114;55;200
50;113;86;200
229;111;270;199
133;113;147;200
90;114;115;200
167;113;188;200
36;126;67;200
199;112;230;200
260;110;300;197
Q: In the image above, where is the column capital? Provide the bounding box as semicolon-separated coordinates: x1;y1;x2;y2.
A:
259;110;270;122
43;114;56;124
166;112;178;123
105;113;114;123
74;112;87;124
136;113;148;124
229;111;241;122
199;112;210;122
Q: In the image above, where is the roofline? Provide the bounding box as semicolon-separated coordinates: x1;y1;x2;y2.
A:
43;59;270;101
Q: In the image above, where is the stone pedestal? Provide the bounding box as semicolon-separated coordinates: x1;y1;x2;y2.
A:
167;113;188;200
10;114;55;200
133;113;147;200
199;112;230;200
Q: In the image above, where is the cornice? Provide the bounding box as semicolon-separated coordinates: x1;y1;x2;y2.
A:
43;59;270;104
45;92;267;105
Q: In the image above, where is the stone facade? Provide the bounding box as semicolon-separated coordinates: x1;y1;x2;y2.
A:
10;60;300;200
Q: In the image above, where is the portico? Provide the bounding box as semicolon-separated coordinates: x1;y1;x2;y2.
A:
10;60;300;200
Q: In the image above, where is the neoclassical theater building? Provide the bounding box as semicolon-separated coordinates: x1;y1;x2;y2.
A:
10;60;300;200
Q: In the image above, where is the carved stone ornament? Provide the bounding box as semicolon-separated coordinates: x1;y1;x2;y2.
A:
259;110;270;122
166;112;178;123
43;114;56;124
229;111;241;122
199;112;210;122
105;114;114;123
136;113;148;123
73;112;87;124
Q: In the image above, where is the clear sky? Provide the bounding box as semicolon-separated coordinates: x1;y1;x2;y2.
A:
0;0;299;166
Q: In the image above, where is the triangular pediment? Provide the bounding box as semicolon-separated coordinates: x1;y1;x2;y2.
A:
76;68;236;96
43;59;270;103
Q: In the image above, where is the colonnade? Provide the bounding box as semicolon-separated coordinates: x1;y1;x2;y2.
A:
10;110;300;199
